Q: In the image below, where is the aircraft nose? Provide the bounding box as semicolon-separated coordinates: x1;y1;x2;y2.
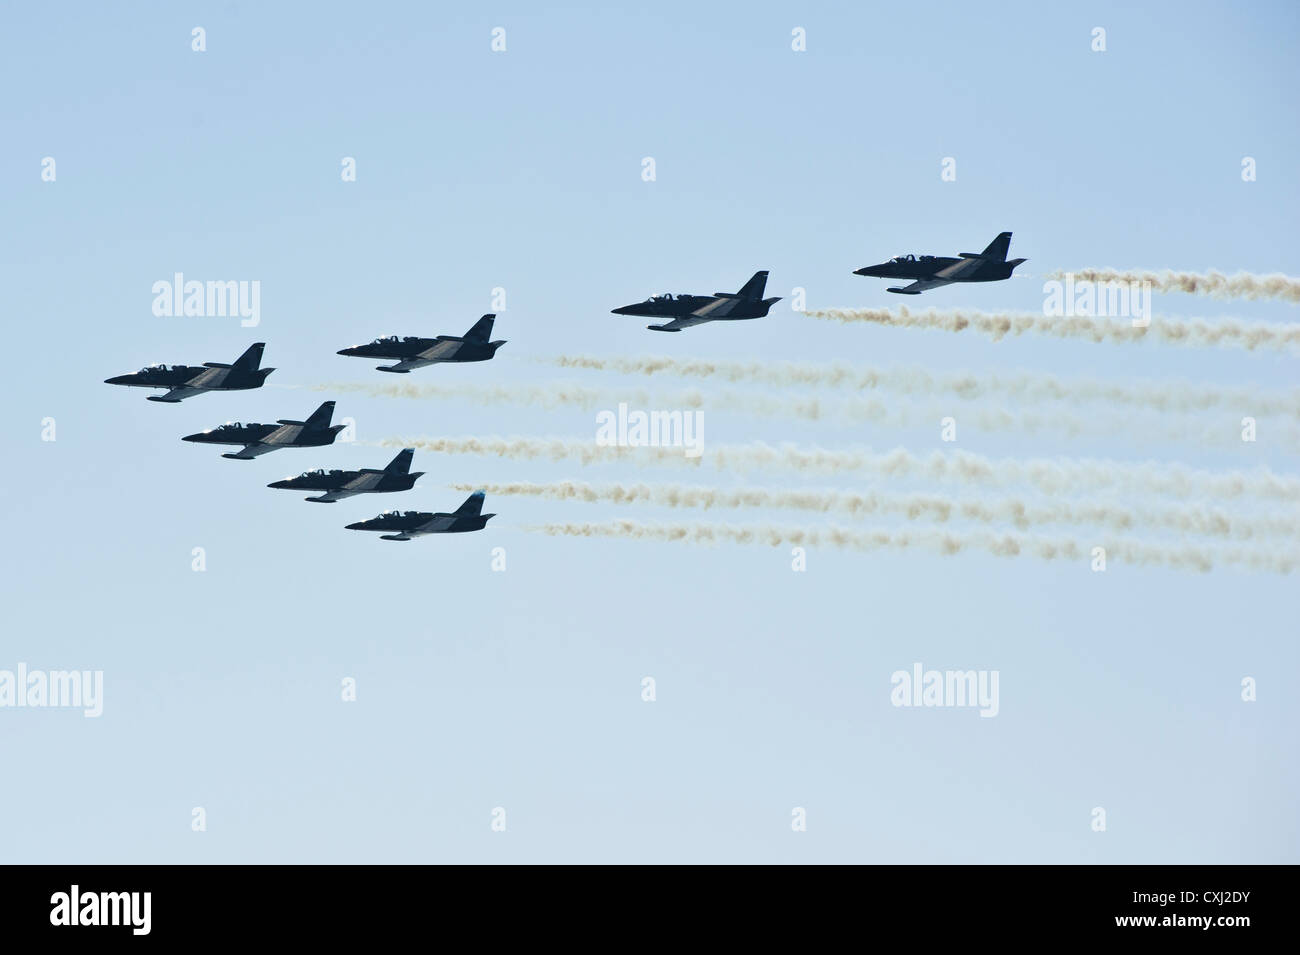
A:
181;433;199;442
104;375;125;385
611;305;632;315
267;480;288;489
345;521;366;530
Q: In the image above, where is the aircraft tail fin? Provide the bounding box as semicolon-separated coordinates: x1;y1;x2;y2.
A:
979;232;1012;262
232;342;266;373
736;271;769;300
385;448;414;474
464;315;496;343
454;490;486;517
304;400;336;430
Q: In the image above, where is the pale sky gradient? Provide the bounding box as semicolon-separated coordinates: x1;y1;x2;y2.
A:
1;0;1296;863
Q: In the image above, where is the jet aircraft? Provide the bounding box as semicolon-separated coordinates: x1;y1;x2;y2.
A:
336;315;505;373
182;400;345;460
611;271;781;332
853;232;1027;294
267;448;424;502
104;342;273;402
345;491;496;540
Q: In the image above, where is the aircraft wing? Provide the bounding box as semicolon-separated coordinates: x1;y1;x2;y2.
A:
886;277;955;295
647;315;712;332
649;296;739;331
689;296;738;319
377;358;436;374
222;443;281;460
934;256;986;281
305;489;357;503
889;257;986;294
147;385;205;403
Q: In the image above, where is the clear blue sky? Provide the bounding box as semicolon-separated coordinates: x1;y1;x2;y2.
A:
1;0;1296;862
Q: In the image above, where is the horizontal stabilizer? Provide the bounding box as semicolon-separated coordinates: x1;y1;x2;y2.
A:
203;362;233;369
958;252;987;259
276;419;305;426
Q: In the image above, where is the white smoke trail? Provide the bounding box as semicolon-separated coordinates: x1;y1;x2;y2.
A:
457;479;1300;541
378;435;644;466
325;382;1300;448
1049;268;1300;304
319;380;811;421
806;306;1300;351
380;436;1300;501
525;520;1300;574
544;355;1300;418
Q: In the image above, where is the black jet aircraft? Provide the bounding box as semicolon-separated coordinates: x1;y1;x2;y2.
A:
268;448;424;503
104;342;273;402
336;315;505;373
611;271;781;332
182;400;345;460
346;491;496;540
853;232;1027;295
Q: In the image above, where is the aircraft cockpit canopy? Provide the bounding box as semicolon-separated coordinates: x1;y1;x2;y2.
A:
889;254;917;264
217;421;243;430
372;335;401;345
648;293;677;302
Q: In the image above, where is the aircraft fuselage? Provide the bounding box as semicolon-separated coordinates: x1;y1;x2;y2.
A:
610;296;776;320
854;257;1017;282
337;337;504;364
183;423;342;448
345;512;494;538
268;469;423;501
